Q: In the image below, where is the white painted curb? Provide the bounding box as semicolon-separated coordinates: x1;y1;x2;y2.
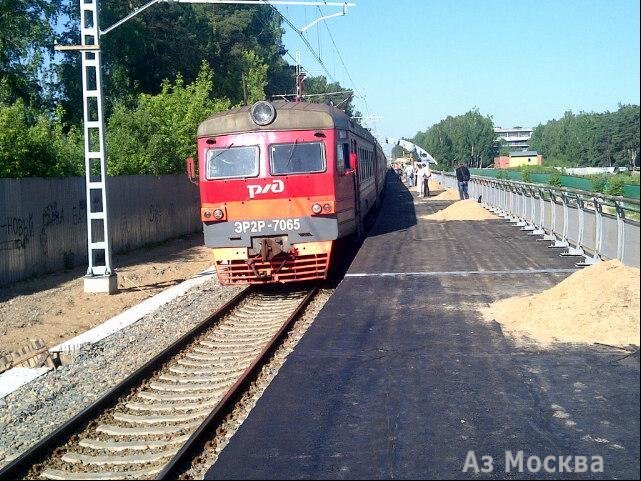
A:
0;367;53;400
50;267;217;353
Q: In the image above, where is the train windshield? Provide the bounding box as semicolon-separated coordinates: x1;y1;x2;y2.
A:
206;145;259;179
270;142;326;175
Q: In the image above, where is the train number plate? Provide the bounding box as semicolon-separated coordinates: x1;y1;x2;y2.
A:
233;218;301;234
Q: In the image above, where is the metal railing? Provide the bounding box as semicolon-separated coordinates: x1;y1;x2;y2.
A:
433;172;640;268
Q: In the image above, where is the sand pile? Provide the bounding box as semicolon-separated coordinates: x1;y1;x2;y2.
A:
421;199;497;221
484;260;640;347
412;179;443;194
429;188;461;201
428;178;443;191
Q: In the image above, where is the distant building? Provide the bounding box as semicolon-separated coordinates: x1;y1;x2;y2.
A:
495;126;533;150
495;150;543;169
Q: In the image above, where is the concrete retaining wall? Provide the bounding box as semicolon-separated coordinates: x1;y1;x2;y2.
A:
0;175;201;286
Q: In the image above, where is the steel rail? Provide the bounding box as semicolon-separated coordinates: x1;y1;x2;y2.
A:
157;285;319;479
0;287;252;480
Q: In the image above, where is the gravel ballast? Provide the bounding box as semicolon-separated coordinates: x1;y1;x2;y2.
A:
0;280;244;468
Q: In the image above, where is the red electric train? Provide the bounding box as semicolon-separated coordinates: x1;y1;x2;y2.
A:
188;100;386;285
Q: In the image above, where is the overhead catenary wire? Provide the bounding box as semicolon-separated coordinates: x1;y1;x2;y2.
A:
317;7;356;94
261;5;350;105
317;5;370;116
260;1;371;120
251;8;331;101
260;0;338;84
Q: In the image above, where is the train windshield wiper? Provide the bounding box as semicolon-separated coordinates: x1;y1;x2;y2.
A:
212;143;235;163
285;139;299;169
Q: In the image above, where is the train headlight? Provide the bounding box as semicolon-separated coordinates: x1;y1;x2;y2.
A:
202;207;225;222
250;101;276;126
323;203;332;213
311;203;323;215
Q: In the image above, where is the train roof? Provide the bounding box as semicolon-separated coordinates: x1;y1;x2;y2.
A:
197;100;375;142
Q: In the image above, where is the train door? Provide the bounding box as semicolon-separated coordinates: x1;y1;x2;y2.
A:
350;139;363;238
373;150;380;199
335;135;358;236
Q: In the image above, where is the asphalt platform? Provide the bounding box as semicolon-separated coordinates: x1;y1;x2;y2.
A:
207;174;640;480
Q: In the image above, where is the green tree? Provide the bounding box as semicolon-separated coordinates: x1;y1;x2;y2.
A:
610;104;640;169
57;2;287;123
240;50;269;104
0;100;83;178
412;109;495;169
415;123;453;168
0;0;60;106
106;63;230;175
390;144;405;160
529;105;640;168
497;139;511;156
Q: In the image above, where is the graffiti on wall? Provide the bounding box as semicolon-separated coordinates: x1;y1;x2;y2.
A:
0;214;34;251
0;176;201;285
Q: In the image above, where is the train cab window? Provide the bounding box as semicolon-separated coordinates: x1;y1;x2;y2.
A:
270;142;326;175
206;145;259;179
337;143;350;171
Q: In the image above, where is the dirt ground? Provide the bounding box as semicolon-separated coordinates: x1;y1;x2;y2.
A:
0;235;215;358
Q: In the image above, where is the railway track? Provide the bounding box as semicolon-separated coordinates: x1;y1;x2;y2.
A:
0;285;318;480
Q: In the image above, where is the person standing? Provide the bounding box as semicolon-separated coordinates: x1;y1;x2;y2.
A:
416;163;430;198
455;162;471;200
404;163;414;188
415;163;424;197
424;162;432;197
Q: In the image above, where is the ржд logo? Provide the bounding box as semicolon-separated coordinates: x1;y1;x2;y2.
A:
247;180;284;199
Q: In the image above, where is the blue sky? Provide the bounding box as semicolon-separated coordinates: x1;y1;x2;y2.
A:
279;0;640;144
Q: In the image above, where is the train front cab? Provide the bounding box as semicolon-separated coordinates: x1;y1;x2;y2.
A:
197;127;358;285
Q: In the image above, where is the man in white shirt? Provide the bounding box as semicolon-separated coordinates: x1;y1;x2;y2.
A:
404;163;414;188
416;163;432;197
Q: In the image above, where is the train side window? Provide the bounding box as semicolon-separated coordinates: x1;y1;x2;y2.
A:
337;143;350;171
363;151;367;179
366;150;370;179
366;151;371;178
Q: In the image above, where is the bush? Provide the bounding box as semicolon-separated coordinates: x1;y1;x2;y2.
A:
509;165;563;175
0;100;83;178
107;63;232;176
605;176;626;197
548;171;563;187
590;175;608;193
615;172;640;185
